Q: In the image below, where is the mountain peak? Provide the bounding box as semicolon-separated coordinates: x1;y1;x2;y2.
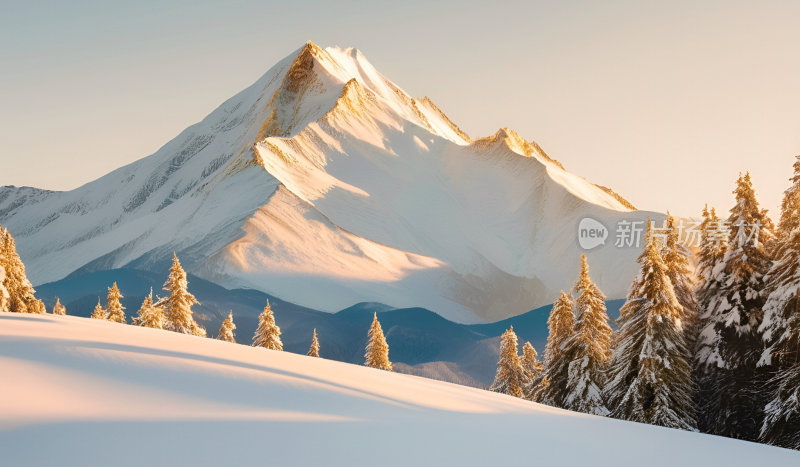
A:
1;42;653;323
473;127;535;156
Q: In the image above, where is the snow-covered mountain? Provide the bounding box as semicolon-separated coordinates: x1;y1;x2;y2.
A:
3;312;797;466
0;42;660;323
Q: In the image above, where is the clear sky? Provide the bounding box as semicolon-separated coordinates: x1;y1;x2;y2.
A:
1;0;798;218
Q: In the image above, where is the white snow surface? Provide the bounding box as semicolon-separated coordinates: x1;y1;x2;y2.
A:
0;42;662;323
1;312;797;466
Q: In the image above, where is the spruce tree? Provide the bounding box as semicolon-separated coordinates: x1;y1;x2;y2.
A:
663;213;698;341
696;205;728;286
0;226;46;314
253;300;283;351
759;155;800;448
90;298;106;320
520;341;543;400
606;224;696;430
217;311;236;343
51;297;66;316
537;291;575;405
132;291;164;329
702;173;773;441
562;254;612;416
105;282;126;323
307;328;320;357
521;341;543;379
694;205;728;433
157;253;206;337
490;326;527;398
364;313;392;371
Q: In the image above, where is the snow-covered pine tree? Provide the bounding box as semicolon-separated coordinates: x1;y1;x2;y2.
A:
537;290;575;405
132;290;164;329
217;311;236;343
51;297;66;316
253;300;283;351
562;254;613;416
520;341;543;399
694;205;729;433
307;328;320;357
696;205;728;286
90;298;106;320
521;341;543;379
364;313;392;371
703;172;773;441
759;155;800;448
606;223;696;430
663;213;698;342
105;282;126;323
0;225;46;314
490;326;527;398
157;253;206;337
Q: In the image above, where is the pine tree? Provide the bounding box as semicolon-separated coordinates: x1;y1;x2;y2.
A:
520;341;543;399
364;313;392;371
157;253;205;337
537;291;575;405
694;205;728;432
562;254;613;416
490;326;527;398
105;282;126;323
759;155;800;448
0;226;46;314
51;297;66;316
521;341;543;379
696;205;728;287
307;328;320;357
702;173;773;441
90;298;106;320
132;290;164;329
663;213;698;341
253;300;282;351
606;223;696;430
217;311;236;343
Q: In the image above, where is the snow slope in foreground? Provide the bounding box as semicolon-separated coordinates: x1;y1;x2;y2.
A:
1;313;796;466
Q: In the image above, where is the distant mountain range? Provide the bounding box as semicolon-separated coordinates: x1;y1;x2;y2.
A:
1;41;657;324
34;268;624;386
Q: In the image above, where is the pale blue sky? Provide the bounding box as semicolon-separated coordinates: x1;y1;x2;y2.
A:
1;0;799;217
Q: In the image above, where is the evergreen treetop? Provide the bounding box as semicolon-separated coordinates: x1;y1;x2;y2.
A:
157;253;205;337
490;326;526;398
105;282;126;324
90;298;106;320
562;254;612;415
133;290;165;329
253;300;283;351
52;297;66;316
307;328;320;357
365;313;392;371
217;311;237;343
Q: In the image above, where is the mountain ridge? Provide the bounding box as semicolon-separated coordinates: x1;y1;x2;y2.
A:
0;41;661;323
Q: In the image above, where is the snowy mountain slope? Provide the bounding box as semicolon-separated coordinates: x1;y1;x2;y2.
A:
0;42;660;323
1;313;797;466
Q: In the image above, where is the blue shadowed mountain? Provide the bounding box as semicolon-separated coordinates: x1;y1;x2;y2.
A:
35;268;624;387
